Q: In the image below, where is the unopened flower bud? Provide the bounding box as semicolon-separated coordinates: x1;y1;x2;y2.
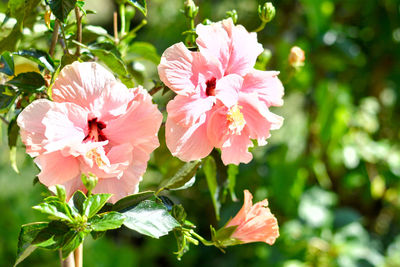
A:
184;0;199;19
81;173;98;193
258;2;276;23
225;9;238;24
288;46;305;67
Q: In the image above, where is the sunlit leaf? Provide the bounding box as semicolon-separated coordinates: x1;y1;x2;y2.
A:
89;212;125;231
123;200;179;238
46;0;77;22
82;194;112;218
203;156;220;220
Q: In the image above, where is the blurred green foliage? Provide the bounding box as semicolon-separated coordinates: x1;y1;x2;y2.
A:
1;0;400;266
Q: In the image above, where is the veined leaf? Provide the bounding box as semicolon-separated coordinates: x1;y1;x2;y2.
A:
112;191;154;212
82;193;112;218
89;212;125;231
14;222;48;266
158;160;201;193
0;85;19;113
33;201;73;222
122;200;179;238
7;72;45;93
46;0;77;22
15;49;55;73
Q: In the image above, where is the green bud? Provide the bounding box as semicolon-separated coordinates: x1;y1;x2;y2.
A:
81;173;98;194
184;0;199;18
258;2;276;23
125;5;136;21
225;9;238;24
202;18;213;25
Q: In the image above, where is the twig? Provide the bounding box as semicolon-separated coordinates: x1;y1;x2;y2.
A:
49;21;59;57
74;244;83;267
74;7;82;56
149;85;164;96
59;250;75;267
113;11;119;43
59;22;70;54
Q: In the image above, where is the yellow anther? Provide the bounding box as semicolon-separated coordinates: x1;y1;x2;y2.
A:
227;105;246;134
86;149;106;167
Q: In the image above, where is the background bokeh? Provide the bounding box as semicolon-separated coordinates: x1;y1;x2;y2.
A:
1;0;400;266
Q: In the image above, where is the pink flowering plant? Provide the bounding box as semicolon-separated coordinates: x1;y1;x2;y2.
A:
0;0;304;266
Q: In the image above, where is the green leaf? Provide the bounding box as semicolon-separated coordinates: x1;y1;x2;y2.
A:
0;51;15;76
46;0;77;22
90;231;105;240
203;156;220;220
127;42;160;64
15;49;55;73
127;0;147;16
158;160;201;193
69;190;87;215
0;85;18;113
89;212;125;231
89;47;134;88
8;117;19;173
7;72;45;93
227;164;238;201
31;220;70;249
60;53;78;68
33;201;73;222
14;222;48;266
83;194;112;218
55;185;66;202
112;191;154;212
122;200;179;238
61;231;86;259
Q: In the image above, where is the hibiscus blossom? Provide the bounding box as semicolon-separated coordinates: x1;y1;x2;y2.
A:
158;18;284;164
225;190;279;245
17;61;162;203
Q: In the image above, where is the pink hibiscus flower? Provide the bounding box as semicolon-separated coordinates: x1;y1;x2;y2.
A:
158;18;284;164
17;61;162;203
226;190;279;245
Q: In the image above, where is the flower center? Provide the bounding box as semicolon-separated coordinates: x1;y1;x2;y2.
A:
205;77;216;96
86;149;107;167
84;118;107;142
227;105;246;134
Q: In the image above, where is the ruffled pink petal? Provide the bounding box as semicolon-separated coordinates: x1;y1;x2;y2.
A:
17;99;54;157
158;42;197;96
167;94;214;127
223;19;263;76
34;151;80;187
165;115;213;162
103;87;162;150
197;18;263;76
206;105;230;148
92;81;134;121
227;190;254;227
215;74;242;108
42;102;88;153
242;70;284;107
239;93;283;146
196;21;230;71
52;61;116;110
92;165;143;203
220;131;253;165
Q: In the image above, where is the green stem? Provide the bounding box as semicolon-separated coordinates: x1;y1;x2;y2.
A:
190;17;196;45
49;21;60;57
190;230;214;246
59;22;70;54
119;4;126;37
253;21;266;33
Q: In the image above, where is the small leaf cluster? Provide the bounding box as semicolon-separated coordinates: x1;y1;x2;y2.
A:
15;186;124;265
